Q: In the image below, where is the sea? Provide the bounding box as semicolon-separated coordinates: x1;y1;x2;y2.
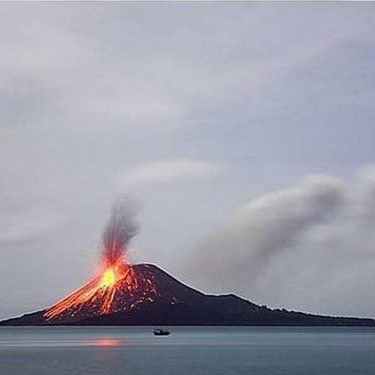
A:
0;326;374;375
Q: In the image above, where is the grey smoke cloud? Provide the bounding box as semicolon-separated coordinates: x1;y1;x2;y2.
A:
102;199;138;264
188;175;345;282
185;166;375;317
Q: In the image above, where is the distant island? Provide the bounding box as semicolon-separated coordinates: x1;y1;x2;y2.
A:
1;264;374;326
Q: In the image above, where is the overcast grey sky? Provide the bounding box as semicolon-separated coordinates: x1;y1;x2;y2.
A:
1;2;375;319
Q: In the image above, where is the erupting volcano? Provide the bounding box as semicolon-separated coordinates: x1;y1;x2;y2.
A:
42;200;164;324
2;200;375;327
43;259;160;324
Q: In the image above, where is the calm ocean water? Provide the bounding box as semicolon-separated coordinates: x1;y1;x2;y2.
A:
0;326;374;374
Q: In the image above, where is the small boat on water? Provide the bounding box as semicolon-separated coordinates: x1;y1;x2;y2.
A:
153;328;170;336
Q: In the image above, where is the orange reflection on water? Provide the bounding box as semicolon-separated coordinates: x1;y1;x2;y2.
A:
87;338;122;347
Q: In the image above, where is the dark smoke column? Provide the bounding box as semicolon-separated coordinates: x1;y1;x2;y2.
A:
102;199;138;264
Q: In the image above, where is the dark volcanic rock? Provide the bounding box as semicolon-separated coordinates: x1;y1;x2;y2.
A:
1;264;374;326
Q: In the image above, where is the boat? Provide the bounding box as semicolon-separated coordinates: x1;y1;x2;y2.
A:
153;328;170;336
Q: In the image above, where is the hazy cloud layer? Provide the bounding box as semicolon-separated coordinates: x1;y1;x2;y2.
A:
0;207;61;244
118;159;221;189
184;166;375;317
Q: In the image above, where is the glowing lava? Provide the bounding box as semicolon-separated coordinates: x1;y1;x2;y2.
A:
100;268;116;288
43;257;158;323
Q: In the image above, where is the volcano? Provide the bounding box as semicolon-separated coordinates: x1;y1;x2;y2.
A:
1;263;374;326
2;201;374;326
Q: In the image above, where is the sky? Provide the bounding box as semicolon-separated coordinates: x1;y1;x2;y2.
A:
1;2;375;319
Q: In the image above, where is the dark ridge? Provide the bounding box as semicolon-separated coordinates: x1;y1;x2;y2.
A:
1;264;374;326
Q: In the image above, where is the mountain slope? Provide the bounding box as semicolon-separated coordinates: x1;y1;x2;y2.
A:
1;264;374;326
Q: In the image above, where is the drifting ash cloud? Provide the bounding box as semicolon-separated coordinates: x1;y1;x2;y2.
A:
186;165;375;317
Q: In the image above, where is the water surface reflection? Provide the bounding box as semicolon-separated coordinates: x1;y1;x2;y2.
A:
87;338;122;347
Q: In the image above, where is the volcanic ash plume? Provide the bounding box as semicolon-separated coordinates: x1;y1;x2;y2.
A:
102;199;138;264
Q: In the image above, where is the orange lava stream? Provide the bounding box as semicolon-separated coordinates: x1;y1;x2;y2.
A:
43;258;140;321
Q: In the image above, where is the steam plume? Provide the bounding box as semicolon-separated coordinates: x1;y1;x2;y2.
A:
184;167;375;316
102;199;138;263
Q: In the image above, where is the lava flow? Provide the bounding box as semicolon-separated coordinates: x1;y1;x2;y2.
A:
43;200;158;324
